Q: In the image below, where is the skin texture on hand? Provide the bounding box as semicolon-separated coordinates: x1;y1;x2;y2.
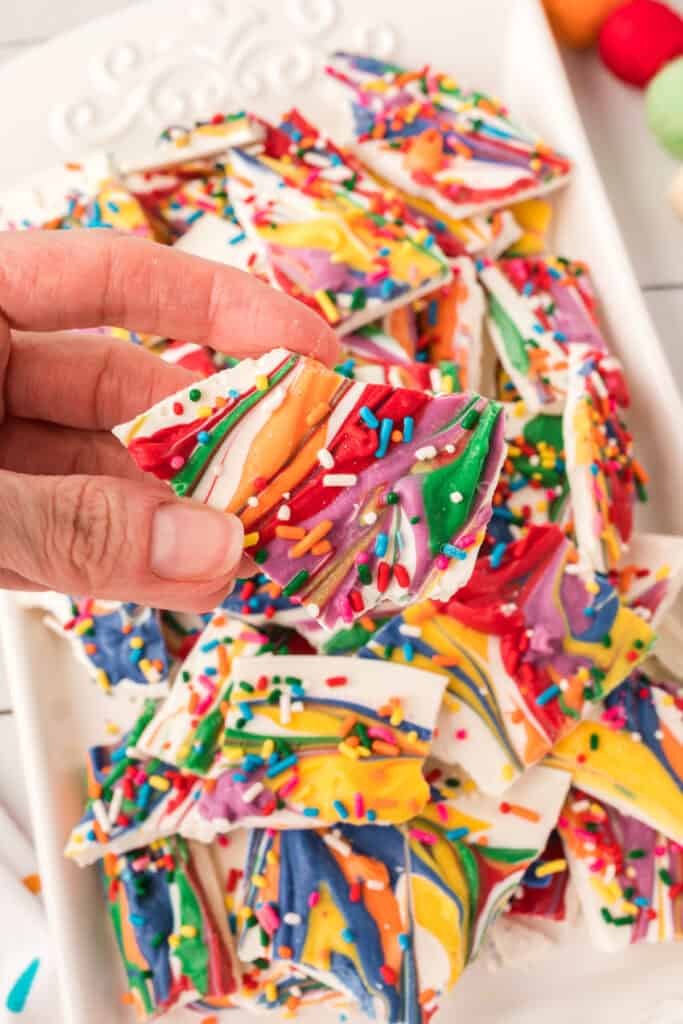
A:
0;229;340;611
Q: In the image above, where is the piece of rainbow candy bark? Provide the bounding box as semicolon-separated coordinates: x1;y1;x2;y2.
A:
558;788;683;951
135;648;446;826
487;402;569;547
226;111;452;334
60;598;169;695
546;672;683;844
563;345;648;573
238;762;568;1023
477;256;608;412
114;348;506;628
104;836;239;1020
505;829;570;921
360;525;654;795
326;53;571;221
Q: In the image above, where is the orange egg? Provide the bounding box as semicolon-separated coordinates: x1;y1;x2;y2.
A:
542;0;625;48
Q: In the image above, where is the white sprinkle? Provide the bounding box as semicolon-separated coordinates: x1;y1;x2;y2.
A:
559;678;569;692
655;729;664;740
279;692;291;725
500;602;517;616
305;603;320;618
284;912;302;926
323;833;352;857
317;448;335;469
399;624;422;638
108;786;124;828
366;879;386;891
571;799;590;812
415;444;438;461
429;368;443;393
291;701;304;713
444;444;455;454
323;473;357;487
277;505;291;521
361;511;378;526
529;454;540;467
243;781;264;803
92;799;111;836
449;491;464;504
631;732;642;743
283;492;291;500
290;985;303;998
603;863;616;884
247;495;259;507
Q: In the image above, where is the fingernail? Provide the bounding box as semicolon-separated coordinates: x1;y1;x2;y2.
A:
150;504;244;581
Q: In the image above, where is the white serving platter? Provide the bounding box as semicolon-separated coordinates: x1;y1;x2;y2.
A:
1;0;683;1022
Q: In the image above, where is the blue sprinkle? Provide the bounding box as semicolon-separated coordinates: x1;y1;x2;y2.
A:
492;506;516;520
375;418;393;459
130;914;145;926
204;666;217;676
475;258;486;272
137;783;150;809
106;201;120;213
239;702;254;722
333;799;349;819
554;331;567;342
423;233;435;248
186;209;203;225
536;684;561;706
201;638;220;652
341;927;355;942
291;684;305;699
522;282;534;296
590;463;600;476
374;533;388;558
197;430;210;444
490;542;508;569
231;772;248;783
403;416;414;443
378;246;391;257
360;405;379;429
266;753;298;778
6;958;41;1013
228;388;240;398
441;543;467;560
548;266;562;279
446;827;470;841
303;806;320;817
584;606;596;617
366;809;377;822
243;754;264;771
428;300;438;326
633;896;650;907
229;231;247;245
532;323;544;334
402;641;414;662
380;278;395;299
398;933;410;950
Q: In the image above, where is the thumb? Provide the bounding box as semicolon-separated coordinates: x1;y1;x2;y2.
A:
0;469;243;612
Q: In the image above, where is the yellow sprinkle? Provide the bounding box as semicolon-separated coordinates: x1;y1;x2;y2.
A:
501;763;516;782
197;405;212;418
621;901;639;915
244;531;260;548
513;400;527;418
74;618;94;636
262;739;275;759
535;858;567;878
655;565;671;581
443;693;461;712
224;894;234;911
266;850;279;866
441;376;454;394
338;741;361;760
129;637;145;650
168;934;180;949
177;745;190;761
585;580;600;594
252;873;267;888
105;721;120;736
255;374;269;391
314;289;340;324
95;669;111;692
149;775;171;792
265;983;278;1004
180;925;198;938
238;906;252;922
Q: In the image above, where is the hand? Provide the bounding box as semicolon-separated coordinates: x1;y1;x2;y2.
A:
0;229;339;611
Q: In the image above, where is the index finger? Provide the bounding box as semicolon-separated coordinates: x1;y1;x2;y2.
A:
0;229;341;366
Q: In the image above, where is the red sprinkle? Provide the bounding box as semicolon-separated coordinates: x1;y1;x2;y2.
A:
326;676;348;687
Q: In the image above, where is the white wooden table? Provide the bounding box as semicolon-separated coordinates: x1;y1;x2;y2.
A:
1;0;682;841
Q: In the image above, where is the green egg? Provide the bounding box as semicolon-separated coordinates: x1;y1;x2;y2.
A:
646;56;683;159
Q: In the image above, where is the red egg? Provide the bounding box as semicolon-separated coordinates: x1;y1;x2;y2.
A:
598;0;683;87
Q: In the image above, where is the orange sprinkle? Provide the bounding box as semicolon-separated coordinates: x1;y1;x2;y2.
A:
103;853;118;877
431;654;460;667
340;714;358;737
212;614;227;627
87;779;102;800
217;644;231;677
419;989;437;1006
289;519;334;558
360;615;377;632
632;459;649;484
372;740;400;756
93;821;108;844
278;945;293;959
345;735;361;748
21;873;42;895
286;996;301;1011
500;801;541;823
188;691;199;713
276;525;306;540
121;993;135;1006
311;540;332;556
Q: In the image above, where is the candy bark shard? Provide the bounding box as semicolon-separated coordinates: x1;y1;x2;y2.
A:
114;348;506;628
104;836;239;1020
558;788;683;951
238;763;568;1022
479;256;607;412
226;111;452;334
326;53;571;220
546;672;683;844
134;643;446;826
360;525;654;794
563;345;646;572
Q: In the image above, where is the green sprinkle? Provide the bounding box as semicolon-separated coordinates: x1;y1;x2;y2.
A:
386;491;399;505
659;868;674;886
254;549;269;564
357;562;372;585
283;570;309;597
627;849;646;860
350;287;367;310
188;387;201;402
461;407;480;430
409;515;421;524
590;733;600;751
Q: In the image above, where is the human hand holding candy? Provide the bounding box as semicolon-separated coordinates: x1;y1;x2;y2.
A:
0;229;339;611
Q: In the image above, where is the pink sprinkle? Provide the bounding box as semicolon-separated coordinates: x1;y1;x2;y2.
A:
354;792;365;818
459;532;476;548
266;827;277;838
355;552;370;565
308;890;320;908
558;815;569;829
409;828;437;845
198;674;216;690
435;554;449;571
655;845;667;856
131;855;150;870
436;802;449;823
170;455;185;470
259;903;281;934
589;858;605;873
278;774;300;799
340;597;353;623
133;770;147;785
455;729;468;740
239;631;268;644
195;694;214;716
368;725;396;744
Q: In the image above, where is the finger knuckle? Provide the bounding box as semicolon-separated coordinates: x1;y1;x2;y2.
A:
52;477;125;590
